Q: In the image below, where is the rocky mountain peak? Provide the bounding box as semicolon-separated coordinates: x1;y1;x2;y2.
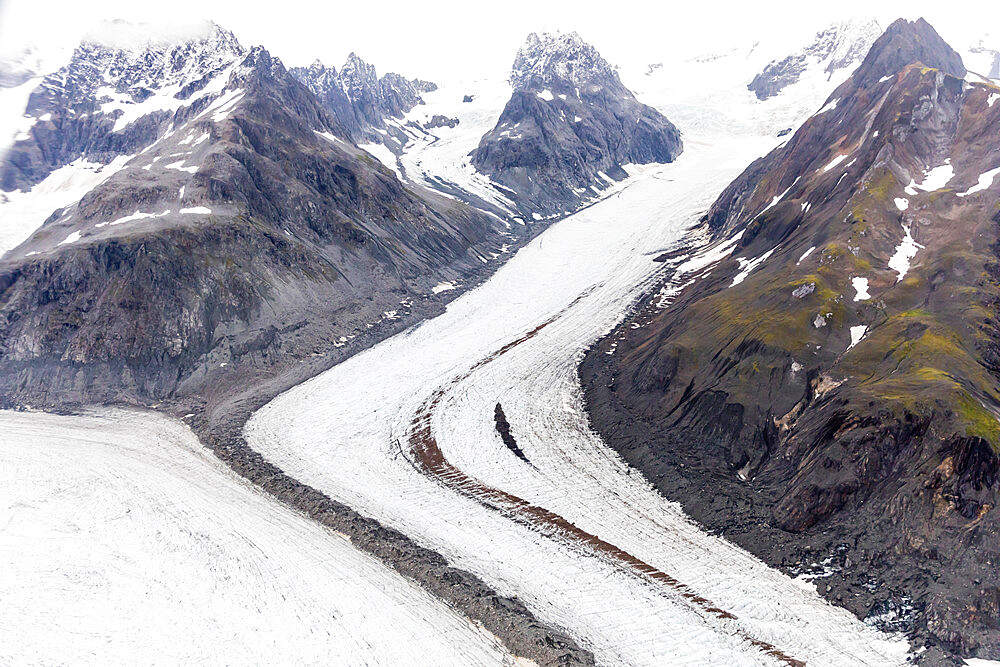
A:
289;53;436;141
853;17;965;85
80;19;241;53
339;52;379;95
819;18;883;72
303;58;329;77
54;19;244;107
510;31;617;91
1;19;249;191
74;19;245;91
473;31;680;217
237;46;294;86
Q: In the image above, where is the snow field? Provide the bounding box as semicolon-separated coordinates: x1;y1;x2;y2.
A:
0;409;521;666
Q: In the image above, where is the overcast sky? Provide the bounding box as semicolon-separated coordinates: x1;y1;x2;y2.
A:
0;0;997;81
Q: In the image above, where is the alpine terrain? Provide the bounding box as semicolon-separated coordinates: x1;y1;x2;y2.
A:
1;7;998;667
0;21;517;407
583;17;1000;662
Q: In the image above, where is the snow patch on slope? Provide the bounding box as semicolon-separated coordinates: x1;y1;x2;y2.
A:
822;154;848;173
817;98;838;114
360;141;404;181
730;248;776;286
57;230;81;245
888;225;923;282
957;166;1000;197
0;154;132;258
851;276;870;301
905;161;954;194
95;209;171;228
847;325;868;351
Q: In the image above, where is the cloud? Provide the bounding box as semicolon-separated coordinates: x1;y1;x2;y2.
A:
1;0;996;83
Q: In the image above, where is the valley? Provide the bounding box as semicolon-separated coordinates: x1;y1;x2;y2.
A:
2;11;999;666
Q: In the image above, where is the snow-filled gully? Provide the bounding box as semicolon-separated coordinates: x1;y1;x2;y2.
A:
247;138;911;665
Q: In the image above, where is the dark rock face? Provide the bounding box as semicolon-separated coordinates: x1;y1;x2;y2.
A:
748;19;881;100
494;403;530;464
1;20;245;191
471;32;682;218
425;114;458;129
289;55;436;142
583;18;1000;661
286;59;358;136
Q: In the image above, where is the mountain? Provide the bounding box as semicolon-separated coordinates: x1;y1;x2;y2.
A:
582;18;1000;661
470;31;682;218
1;20;245;192
289;54;436;142
748;18;882;100
0;26;513;406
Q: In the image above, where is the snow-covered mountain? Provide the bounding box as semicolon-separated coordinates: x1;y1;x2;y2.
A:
0;23;517;406
748;18;882;100
470;31;682;218
624;18;883;142
508;31;616;90
2;20;245;192
303;32;684;224
289;55;435;142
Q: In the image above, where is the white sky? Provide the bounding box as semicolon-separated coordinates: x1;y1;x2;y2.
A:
0;0;997;82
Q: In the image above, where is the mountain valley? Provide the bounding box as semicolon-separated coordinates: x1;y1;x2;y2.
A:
2;9;1000;666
